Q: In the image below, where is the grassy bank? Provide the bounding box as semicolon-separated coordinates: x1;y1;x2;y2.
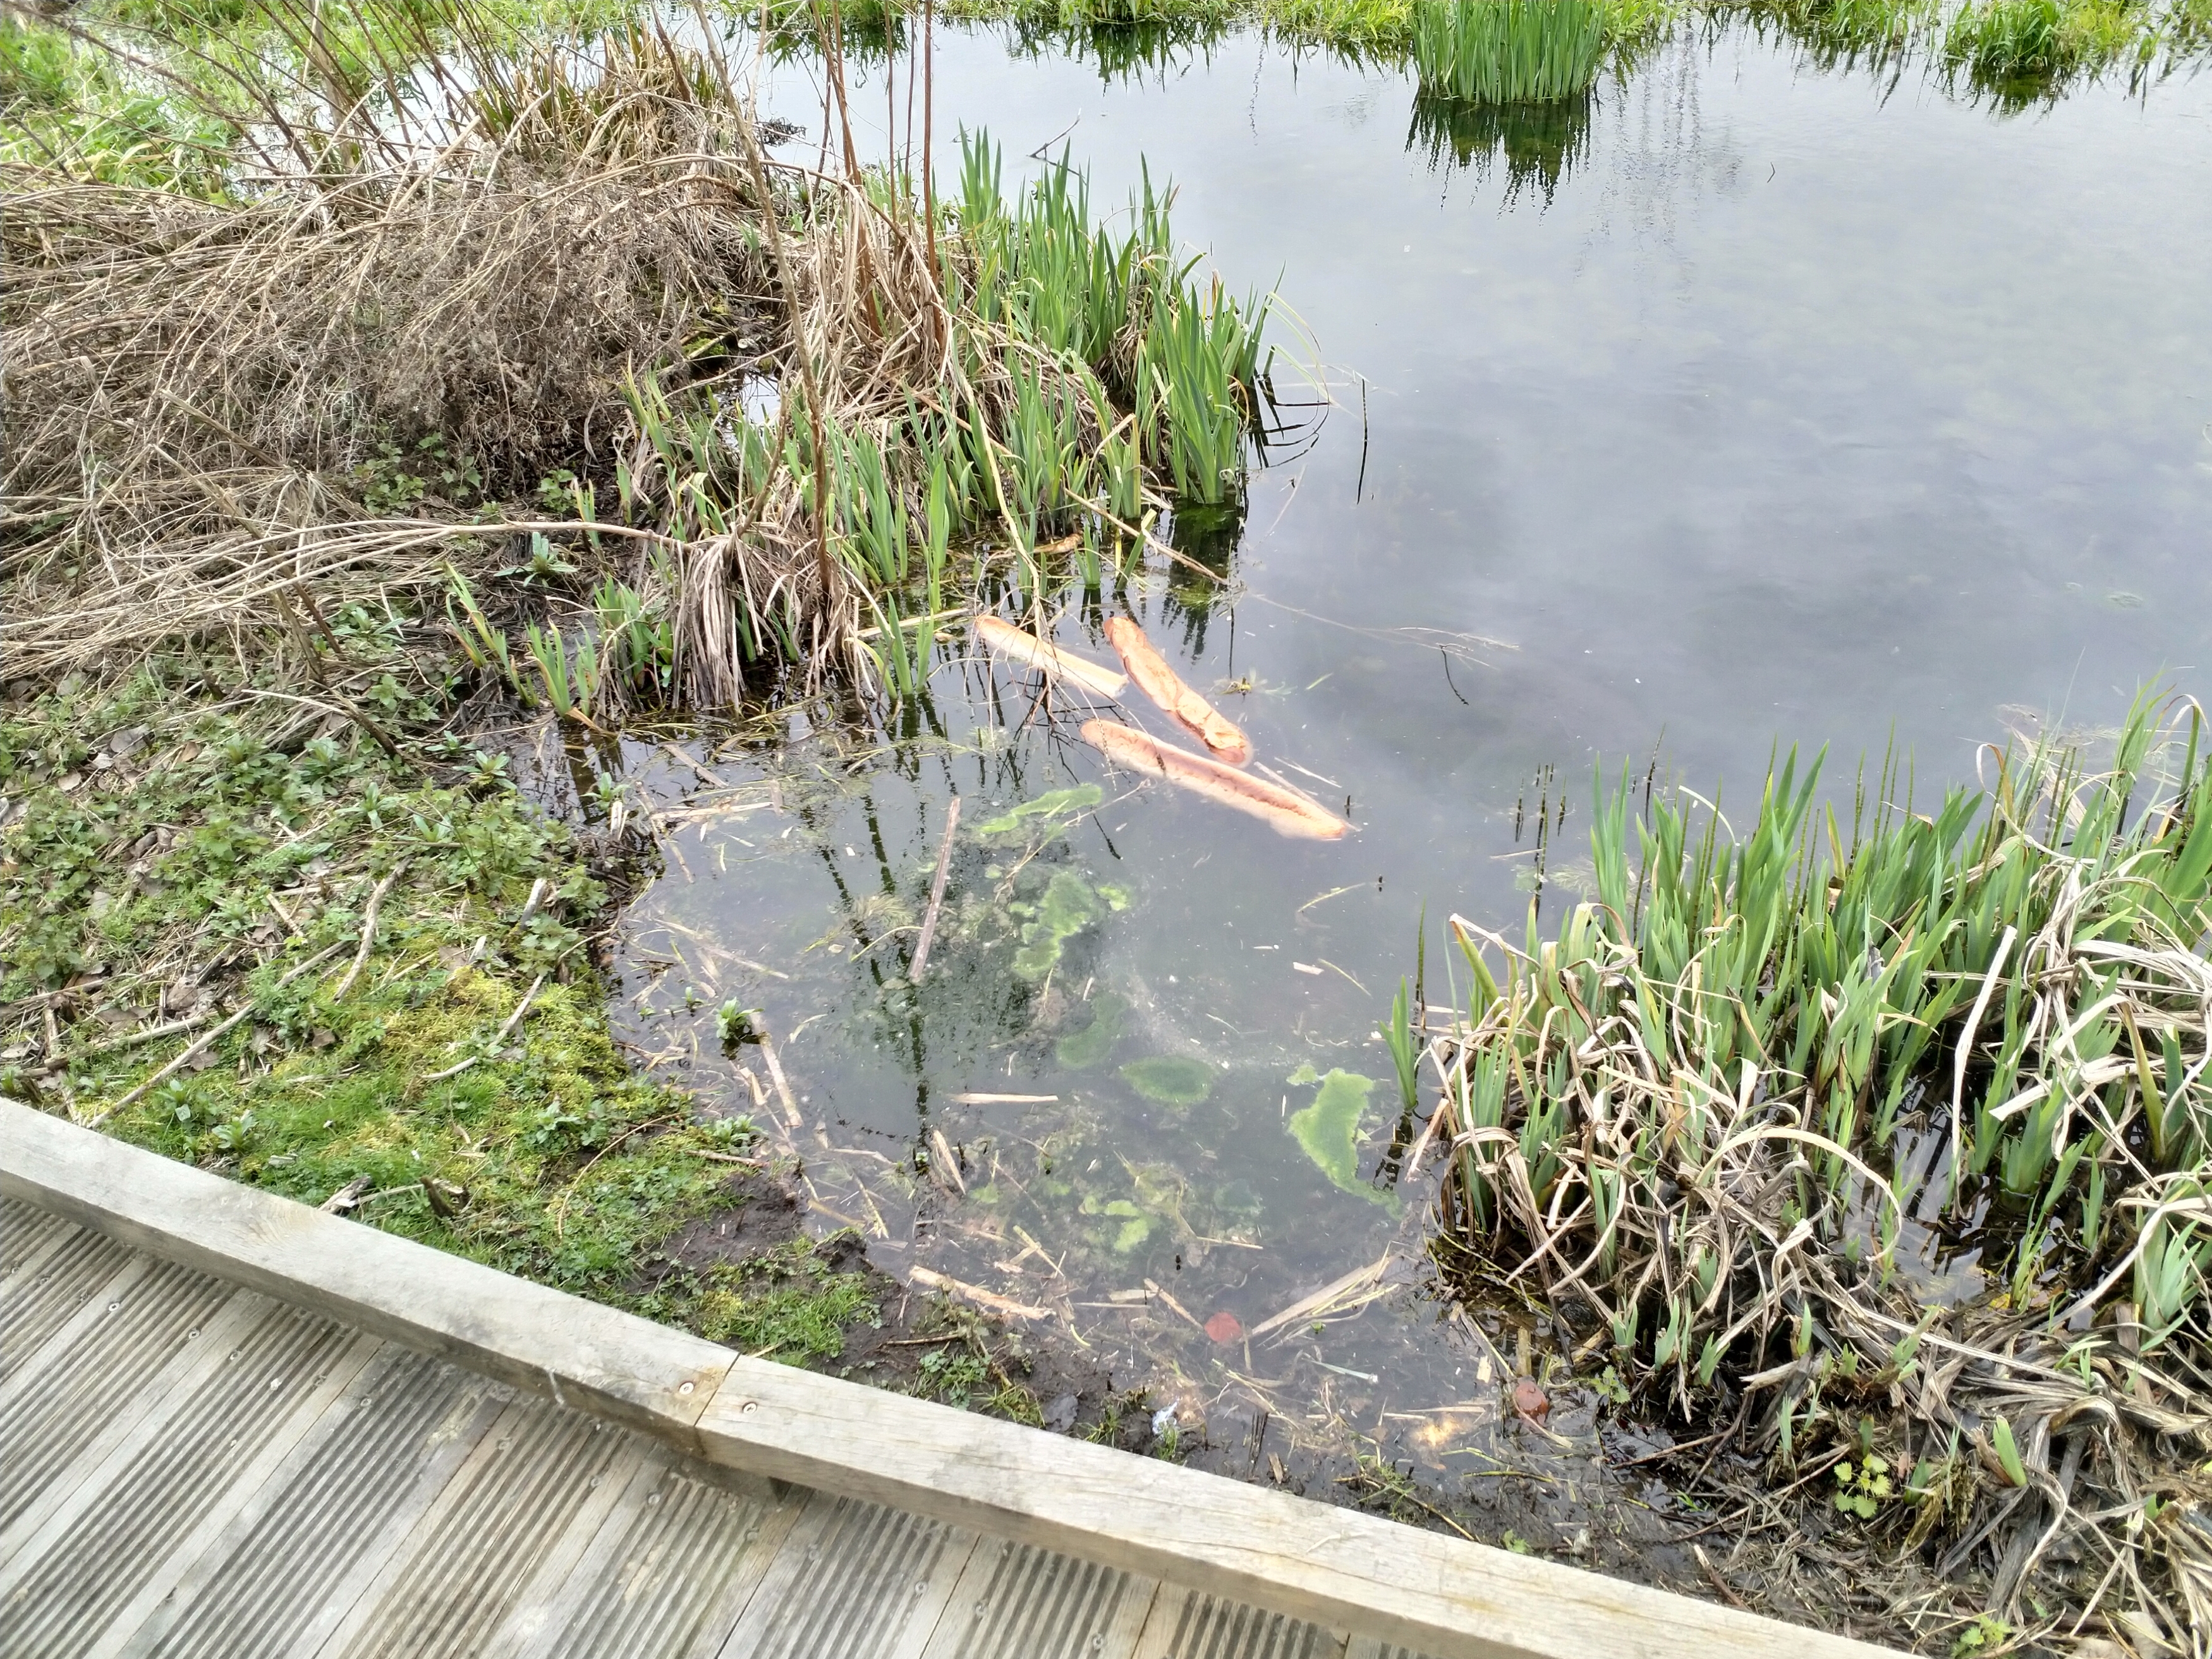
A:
1419;696;2212;1645
0;650;755;1317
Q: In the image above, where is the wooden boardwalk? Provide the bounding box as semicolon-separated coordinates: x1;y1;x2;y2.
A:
0;1196;1378;1659
0;1102;1895;1659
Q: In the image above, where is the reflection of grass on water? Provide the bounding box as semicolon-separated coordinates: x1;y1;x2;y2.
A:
1406;86;1592;204
928;0;2212;95
1003;10;1253;77
1744;0;2212;101
1742;0;1923;75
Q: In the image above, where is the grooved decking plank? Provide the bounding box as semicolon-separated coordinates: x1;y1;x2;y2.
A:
469;1435;665;1658
717;1487;981;1659
502;1460;803;1659
0;1224;135;1386
1131;1586;1348;1659
0;1306;379;1659
0;1253;238;1541
112;1346;509;1659
920;1533;1160;1659
320;1393;635;1659
0;1198;74;1282
0;1287;270;1576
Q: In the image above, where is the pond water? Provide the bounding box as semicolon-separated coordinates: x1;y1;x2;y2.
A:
595;20;2212;1540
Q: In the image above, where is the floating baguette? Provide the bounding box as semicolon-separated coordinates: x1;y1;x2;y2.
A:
972;614;1127;698
1103;617;1253;766
1082;720;1349;841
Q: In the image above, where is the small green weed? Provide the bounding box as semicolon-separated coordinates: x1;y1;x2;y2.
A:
1950;1614;2010;1658
715;1000;765;1046
1832;1453;1893;1518
916;1342;991;1403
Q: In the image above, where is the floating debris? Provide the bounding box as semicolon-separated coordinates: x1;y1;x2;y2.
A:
1205;1308;1244;1345
908;1264;1052;1321
1510;1377;1550;1422
1082;722;1349;840
974;614;1127;698
1104;616;1253;764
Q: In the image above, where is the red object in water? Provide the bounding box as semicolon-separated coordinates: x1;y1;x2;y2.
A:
1205;1310;1243;1346
1511;1378;1550;1421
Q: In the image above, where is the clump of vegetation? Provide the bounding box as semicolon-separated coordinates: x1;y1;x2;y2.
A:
1425;693;2212;1636
1942;0;2076;80
1289;1067;1398;1203
3;0;1279;716
2;653;669;1285
638;1237;883;1360
1749;0;2206;99
1118;1052;1215;1105
1411;0;1607;101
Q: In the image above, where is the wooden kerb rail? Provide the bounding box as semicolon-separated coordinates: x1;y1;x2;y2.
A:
1;1098;1895;1659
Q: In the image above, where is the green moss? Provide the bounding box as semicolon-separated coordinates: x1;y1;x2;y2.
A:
636;1238;882;1361
1054;990;1126;1069
1117;1054;1213;1106
0;653;741;1316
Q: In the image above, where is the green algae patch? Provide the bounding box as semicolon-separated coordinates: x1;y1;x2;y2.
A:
1288;1069;1392;1206
1055;991;1126;1069
975;784;1103;837
1080;1192;1155;1252
1009;868;1103;980
1118;1054;1213;1107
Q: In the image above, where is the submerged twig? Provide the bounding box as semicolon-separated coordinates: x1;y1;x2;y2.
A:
908;794;961;981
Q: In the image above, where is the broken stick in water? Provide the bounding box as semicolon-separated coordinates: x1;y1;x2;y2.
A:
909;795;961;982
908;1264;1052;1321
1083;722;1349;840
1103;616;1252;764
973;614;1127;698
